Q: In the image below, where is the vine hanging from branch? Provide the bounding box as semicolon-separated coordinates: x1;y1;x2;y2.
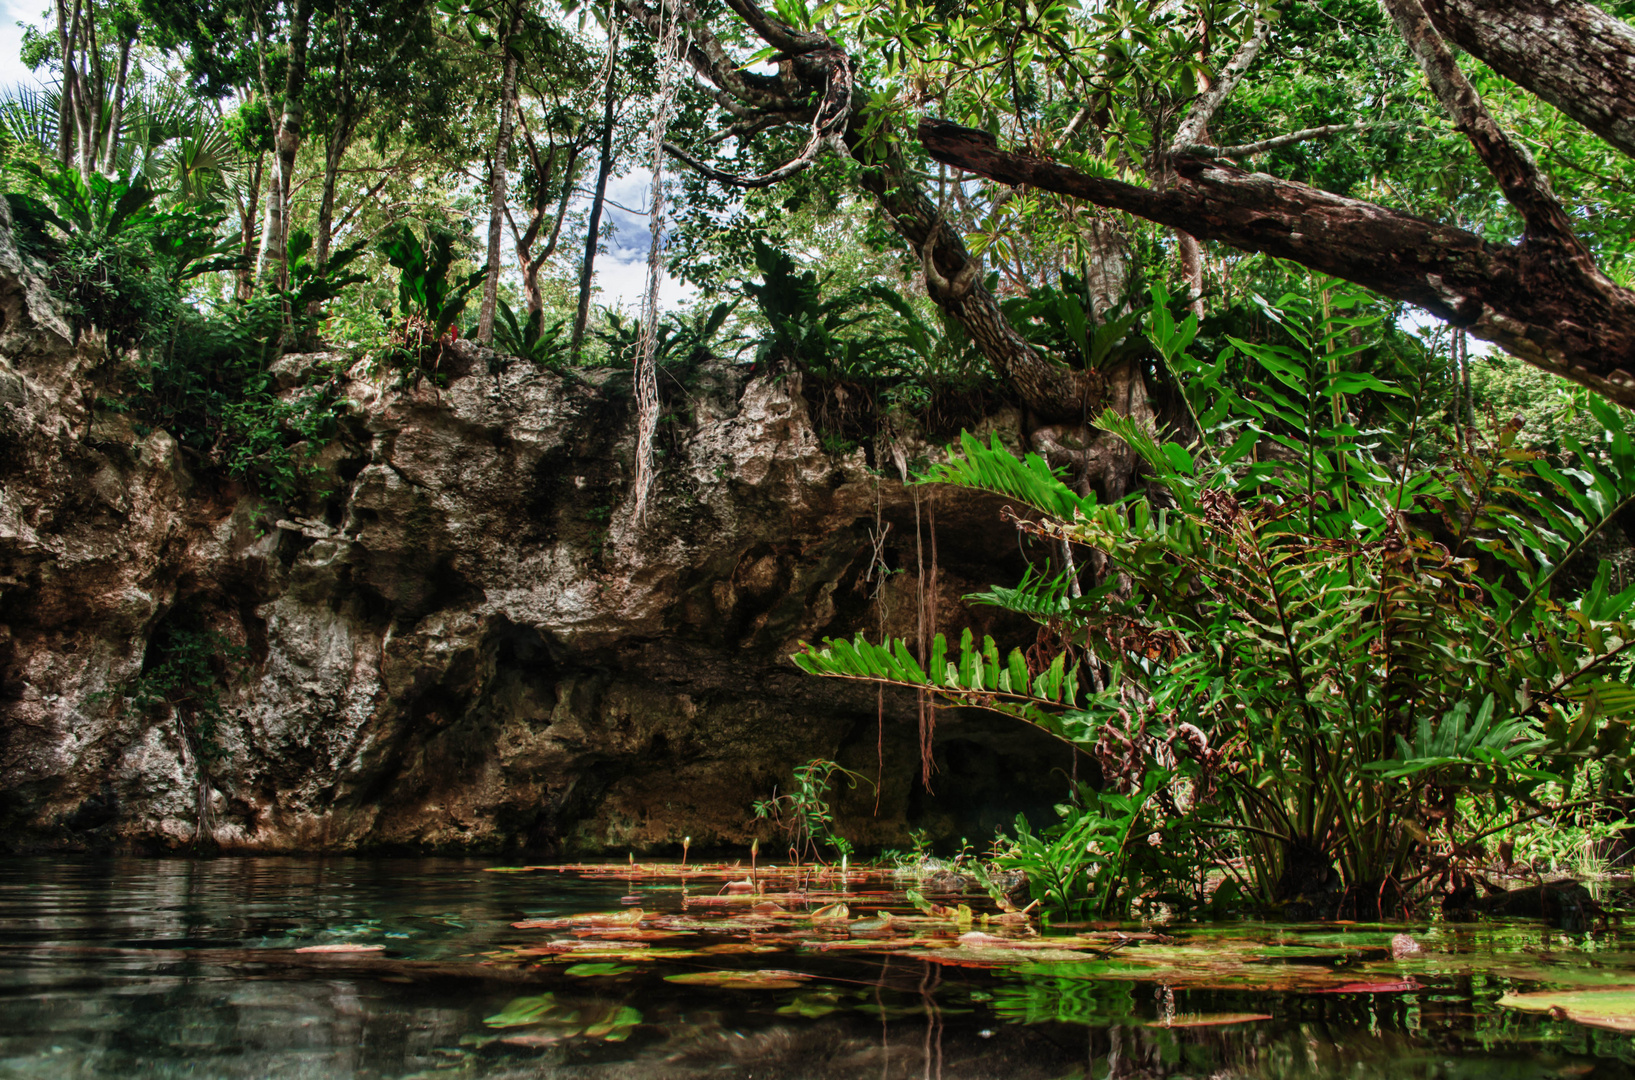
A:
631;0;686;522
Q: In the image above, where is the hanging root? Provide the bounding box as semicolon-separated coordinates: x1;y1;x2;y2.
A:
632;0;687;522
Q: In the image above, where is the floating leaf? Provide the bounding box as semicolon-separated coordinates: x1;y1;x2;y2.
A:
776;991;849;1018
700;942;781;954
664;969;812;989
484;993;559;1028
563;962;637;977
1499;988;1635;1032
294;943;385;954
1312;979;1420;994
1148;1012;1274;1028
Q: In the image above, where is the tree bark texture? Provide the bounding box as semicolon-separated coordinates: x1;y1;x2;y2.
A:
1423;0;1635;161
477;5;523;344
919;120;1635;409
265;0;313;294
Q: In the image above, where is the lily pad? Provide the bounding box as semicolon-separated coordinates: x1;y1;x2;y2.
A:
776;991;850;1018
664;969;811;989
1147;1012;1274;1028
563;962;637;977
294;943;385;954
1498;988;1635;1033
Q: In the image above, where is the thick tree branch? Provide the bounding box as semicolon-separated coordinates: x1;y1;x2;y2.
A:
625;0;794;110
1423;0;1635;162
919;119;1635;406
1382;0;1583;246
663;138;819;187
718;0;826;54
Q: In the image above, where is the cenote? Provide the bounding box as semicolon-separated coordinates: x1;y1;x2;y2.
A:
17;0;1635;1077
5;857;1635;1079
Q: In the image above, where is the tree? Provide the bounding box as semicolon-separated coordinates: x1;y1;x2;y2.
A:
305;0;437;276
569;13;620;362
914;0;1635;410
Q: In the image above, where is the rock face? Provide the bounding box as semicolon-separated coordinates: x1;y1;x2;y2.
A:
0;208;1079;855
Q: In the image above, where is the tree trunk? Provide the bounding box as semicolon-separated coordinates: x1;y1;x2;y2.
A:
919;119;1635;409
53;0;74;167
315;132;345;274
1177;231;1205;317
314;5;357;277
516;146;582;321
254;158;278;287
477;5;524;345
236;154;263;302
100;34;133;172
266;0;313;295
571;46;619;362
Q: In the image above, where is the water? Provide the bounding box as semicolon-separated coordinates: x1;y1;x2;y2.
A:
1;857;1633;1078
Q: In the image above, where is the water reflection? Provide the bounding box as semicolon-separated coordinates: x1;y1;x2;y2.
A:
1;857;1633;1078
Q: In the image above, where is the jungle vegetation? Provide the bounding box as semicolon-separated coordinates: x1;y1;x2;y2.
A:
13;0;1635;918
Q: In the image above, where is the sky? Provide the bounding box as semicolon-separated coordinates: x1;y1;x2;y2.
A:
0;0;38;91
593;168;701;314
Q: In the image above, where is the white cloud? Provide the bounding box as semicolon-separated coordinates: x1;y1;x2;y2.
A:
0;0;43;92
585;166;699;315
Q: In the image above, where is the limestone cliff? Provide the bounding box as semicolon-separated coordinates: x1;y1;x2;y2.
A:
0;208;1077;855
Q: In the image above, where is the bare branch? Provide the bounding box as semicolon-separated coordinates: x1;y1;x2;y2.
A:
1192;121;1398;159
663;49;853;189
703;108;812;145
1171;11;1274;154
662;139;820;188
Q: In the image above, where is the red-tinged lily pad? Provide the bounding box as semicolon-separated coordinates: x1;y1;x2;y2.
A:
911;946;1098;968
513;909;645;930
807;938;950;952
295;943;385;954
663;969;812;989
1312;979;1420;994
1148;1013;1274;1029
699;943;782;954
1498;988;1635;1033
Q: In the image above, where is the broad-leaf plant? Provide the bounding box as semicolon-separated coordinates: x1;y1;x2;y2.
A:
794;281;1635;918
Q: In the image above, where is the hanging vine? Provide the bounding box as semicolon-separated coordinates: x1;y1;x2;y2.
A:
631;0;685;522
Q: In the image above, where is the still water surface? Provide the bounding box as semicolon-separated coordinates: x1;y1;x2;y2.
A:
1;857;1632;1078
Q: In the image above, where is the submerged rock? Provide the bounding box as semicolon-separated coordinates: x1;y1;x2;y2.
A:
1480;880;1604;931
